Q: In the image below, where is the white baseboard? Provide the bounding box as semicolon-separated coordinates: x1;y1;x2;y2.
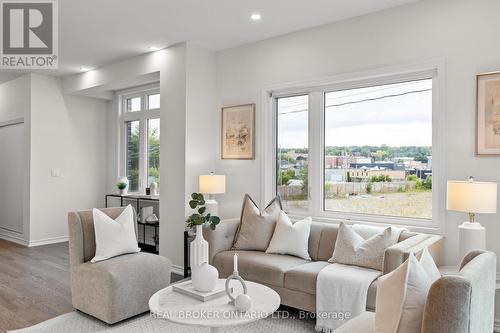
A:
28;236;68;247
0;231;28;246
170;264;185;277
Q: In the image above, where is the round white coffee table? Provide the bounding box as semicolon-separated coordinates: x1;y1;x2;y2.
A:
149;279;280;333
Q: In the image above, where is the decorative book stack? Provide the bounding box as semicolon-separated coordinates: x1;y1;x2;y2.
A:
172;280;226;302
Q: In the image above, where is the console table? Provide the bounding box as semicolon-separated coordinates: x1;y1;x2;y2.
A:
105;194;160;254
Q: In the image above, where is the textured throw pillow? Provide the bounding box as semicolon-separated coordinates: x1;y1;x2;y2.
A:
232;194;282;251
375;248;441;333
91;205;140;263
329;222;394;271
265;211;312;260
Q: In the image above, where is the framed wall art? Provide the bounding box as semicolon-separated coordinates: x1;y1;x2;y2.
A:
221;104;255;160
477;71;500;155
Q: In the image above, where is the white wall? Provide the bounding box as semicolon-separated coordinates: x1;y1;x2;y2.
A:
215;0;500;265
29;74;108;245
0;75;30;243
63;43;218;271
185;44;217;209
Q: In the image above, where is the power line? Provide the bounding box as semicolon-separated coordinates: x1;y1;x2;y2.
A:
278;88;431;116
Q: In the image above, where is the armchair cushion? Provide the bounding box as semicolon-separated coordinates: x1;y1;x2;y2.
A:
73;252;171;324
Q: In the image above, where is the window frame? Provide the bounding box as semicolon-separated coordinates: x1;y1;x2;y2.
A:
262;60;446;233
119;84;160;194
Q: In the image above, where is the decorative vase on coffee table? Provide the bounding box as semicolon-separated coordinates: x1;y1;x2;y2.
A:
190;224;218;292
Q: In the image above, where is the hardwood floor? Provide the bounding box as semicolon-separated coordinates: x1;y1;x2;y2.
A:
0;240;72;333
0;240;183;332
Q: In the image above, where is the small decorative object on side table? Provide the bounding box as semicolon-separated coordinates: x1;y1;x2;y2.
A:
186;192;221;292
447;177;497;260
116;177;129;195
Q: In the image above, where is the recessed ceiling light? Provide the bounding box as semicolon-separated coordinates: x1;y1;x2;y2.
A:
250;13;261;21
148;46;161;51
80;66;91;71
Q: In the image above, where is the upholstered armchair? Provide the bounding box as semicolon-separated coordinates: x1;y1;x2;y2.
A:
336;250;497;333
68;207;171;324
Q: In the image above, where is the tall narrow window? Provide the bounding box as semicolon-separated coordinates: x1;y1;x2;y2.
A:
324;79;433;219
120;87;160;194
276;95;309;212
148;118;160;189
125;120;140;192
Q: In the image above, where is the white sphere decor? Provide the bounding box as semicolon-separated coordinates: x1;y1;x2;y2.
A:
192;263;218;292
235;294;252;312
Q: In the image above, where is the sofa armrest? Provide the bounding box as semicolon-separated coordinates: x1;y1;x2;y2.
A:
203;218;240;264
421;276;471;333
383;234;443;274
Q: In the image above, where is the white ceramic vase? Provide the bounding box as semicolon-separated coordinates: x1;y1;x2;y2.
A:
190;225;218;292
192;263;218;292
190;225;208;267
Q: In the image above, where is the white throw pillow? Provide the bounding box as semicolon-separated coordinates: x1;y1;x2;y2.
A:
91;205;140;263
265;211;312;260
329;222;394;271
375;248;441;333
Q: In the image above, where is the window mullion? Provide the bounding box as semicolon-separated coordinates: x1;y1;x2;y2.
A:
308;91;323;216
139;116;148;193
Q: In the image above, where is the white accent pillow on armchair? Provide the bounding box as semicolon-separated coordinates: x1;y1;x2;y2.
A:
91;205;140;263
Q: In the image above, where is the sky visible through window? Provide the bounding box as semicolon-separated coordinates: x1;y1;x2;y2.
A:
277;79;432;148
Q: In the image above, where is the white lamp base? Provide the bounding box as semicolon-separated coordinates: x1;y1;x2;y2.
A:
205;199;219;216
458;221;486;261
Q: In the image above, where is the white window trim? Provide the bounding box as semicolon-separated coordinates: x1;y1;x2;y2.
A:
260;59;446;234
118;84;160;193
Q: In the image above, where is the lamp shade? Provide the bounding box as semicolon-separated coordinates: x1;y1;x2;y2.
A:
447;180;497;214
199;174;226;194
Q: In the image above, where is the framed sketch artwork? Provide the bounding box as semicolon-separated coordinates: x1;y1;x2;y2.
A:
477;71;500;155
221;104;255;159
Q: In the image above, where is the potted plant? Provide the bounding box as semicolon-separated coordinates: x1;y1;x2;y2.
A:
186;193;221;230
186;193;220;292
116;181;128;195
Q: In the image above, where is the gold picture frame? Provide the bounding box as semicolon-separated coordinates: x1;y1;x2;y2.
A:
221;104;255;160
476;71;500;155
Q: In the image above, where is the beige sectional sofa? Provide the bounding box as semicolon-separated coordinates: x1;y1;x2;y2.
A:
205;218;443;312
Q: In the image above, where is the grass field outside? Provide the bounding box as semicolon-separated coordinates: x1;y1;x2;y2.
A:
282;190;432;219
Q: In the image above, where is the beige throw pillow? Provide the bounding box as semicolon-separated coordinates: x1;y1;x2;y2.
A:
232;194;282;251
328;222;394;271
266;211;312;260
375;248;440;333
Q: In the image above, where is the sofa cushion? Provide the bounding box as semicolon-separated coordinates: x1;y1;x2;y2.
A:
335;311;375;333
213;250;308;287
284;261;330;294
285;261;379;309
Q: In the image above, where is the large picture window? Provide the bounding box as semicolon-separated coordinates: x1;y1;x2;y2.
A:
120;86;160;194
323;79;432;219
271;66;442;227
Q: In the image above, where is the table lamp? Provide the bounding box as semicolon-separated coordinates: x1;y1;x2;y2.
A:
199;173;226;216
447;177;497;260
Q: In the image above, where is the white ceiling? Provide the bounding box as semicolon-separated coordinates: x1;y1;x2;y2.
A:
0;0;418;84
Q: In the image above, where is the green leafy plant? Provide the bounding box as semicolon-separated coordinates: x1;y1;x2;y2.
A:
116;181;127;190
186;193;221;230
